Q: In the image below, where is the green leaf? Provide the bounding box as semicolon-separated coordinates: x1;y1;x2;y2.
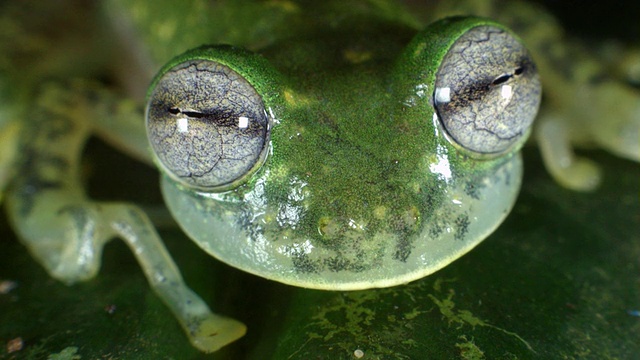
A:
2;145;638;359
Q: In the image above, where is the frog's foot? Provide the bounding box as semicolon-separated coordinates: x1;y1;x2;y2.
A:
187;313;247;353
536;115;601;191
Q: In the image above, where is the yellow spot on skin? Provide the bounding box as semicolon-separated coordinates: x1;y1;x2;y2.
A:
284;89;314;109
373;205;387;219
130;2;149;23
266;0;300;13
413;42;427;58
283;89;297;104
156;20;177;42
343;49;373;64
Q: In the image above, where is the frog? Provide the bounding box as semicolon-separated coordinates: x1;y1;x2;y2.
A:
0;0;541;352
0;0;634;354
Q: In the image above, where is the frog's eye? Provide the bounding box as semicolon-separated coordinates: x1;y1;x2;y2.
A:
146;59;269;190
433;25;541;155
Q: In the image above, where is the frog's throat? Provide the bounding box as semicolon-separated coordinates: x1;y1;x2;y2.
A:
161;155;522;290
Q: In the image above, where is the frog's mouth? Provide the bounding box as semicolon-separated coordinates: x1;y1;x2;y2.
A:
160;154;522;291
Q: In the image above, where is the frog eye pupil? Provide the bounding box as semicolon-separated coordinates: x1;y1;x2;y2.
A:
433;26;541;155
146;60;269;190
491;65;526;86
168;107;207;119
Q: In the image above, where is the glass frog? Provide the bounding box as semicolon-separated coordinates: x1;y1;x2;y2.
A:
3;0;596;353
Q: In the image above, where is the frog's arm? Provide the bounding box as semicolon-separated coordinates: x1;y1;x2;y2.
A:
5;81;244;352
88;85;155;166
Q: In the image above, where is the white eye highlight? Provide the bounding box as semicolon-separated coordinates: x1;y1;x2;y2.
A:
434;87;451;103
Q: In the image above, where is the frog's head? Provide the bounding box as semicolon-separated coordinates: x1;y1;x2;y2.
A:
145;17;540;290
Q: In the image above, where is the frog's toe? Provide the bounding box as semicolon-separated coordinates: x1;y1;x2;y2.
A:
188;314;246;353
536;115;602;191
554;157;602;192
50;259;100;284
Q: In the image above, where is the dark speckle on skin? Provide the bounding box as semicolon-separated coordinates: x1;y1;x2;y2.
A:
454;214;470;241
324;257;349;272
464;180;482;200
292;252;320;274
393;235;412;262
323;256;370;273
429;219;445;240
14;148;67;217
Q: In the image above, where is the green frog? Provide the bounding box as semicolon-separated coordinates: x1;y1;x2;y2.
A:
0;0;636;353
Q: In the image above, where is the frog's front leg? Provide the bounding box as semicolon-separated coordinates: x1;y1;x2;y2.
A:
5;81;245;352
